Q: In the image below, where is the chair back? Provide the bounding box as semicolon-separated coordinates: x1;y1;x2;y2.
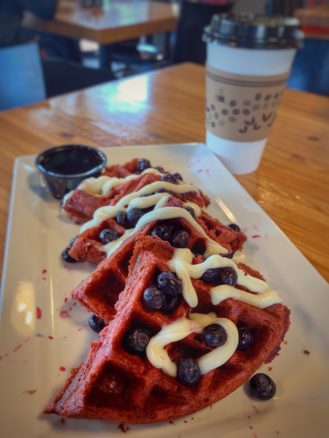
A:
173;0;234;64
0;42;46;111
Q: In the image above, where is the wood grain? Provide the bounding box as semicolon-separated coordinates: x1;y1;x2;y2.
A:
0;63;328;283
23;0;178;44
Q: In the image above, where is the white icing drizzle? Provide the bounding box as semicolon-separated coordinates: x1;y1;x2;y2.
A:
102;204;226;257
146;313;239;377
62;167;161;205
80;181;201;232
168;248;282;308
210;286;281;309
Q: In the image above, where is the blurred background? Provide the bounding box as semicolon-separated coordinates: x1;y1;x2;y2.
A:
0;0;328;111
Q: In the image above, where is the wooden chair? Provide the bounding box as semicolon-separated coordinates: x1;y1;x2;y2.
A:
0;42;46;111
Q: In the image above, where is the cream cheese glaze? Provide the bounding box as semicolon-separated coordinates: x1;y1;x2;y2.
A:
62;167;163;205
80;180;201;232
168;248;282;308
146;313;239;377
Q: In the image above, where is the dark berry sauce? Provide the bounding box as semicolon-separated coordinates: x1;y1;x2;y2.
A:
40;146;104;175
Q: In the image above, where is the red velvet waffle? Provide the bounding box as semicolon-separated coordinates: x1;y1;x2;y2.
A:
68;196;246;265
63;158;209;222
46;236;290;423
71;197;246;322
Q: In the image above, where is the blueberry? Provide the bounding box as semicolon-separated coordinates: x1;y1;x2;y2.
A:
171;230;189;248
201;268;222;284
160;173;179;184
237;324;253;350
228;223;241;233
61;247;78;263
116;211;127;227
156;271;182;296
173;172;183;181
185;206;195;218
151;224;173;241
69;235;77;247
203;324;227;347
177;357;201;386
143;286;166;311
126;208;146;227
126;328;151;353
220;251;235;259
88;314;105;333
191;240;206;256
137;158;151;172
220;267;238;286
99;228;120;244
154;165;165;173
162;294;179;313
249;373;276;400
201;266;237;286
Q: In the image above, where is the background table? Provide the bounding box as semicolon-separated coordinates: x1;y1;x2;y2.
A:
0;63;328;282
23;0;178;44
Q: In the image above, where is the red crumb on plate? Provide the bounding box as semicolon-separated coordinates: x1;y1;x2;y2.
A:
36;307;42;319
59;310;70;319
12;344;22;353
59;366;66;372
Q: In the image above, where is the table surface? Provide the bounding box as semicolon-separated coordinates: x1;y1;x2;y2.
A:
23;0;178;44
0;63;328;283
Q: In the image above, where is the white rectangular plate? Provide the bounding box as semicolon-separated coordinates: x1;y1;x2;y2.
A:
1;143;328;438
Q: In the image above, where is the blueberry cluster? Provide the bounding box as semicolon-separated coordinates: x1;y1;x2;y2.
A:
136;158;151;173
201;266;238;286
160;172;183;184
151;223;190;248
142;271;183;313
115;207;151;229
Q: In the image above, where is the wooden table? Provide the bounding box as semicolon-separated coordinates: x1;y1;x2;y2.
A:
0;63;328;282
23;0;178;45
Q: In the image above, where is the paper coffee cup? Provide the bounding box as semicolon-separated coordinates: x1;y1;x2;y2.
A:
204;14;303;174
